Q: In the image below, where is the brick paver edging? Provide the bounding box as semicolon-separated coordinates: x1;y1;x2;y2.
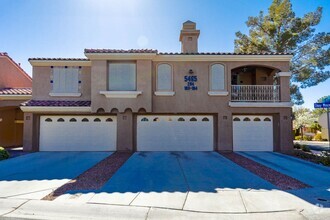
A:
43;152;132;201
219;152;310;190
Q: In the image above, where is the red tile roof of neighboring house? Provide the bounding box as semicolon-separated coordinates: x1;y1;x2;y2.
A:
0;52;32;81
0;88;32;95
21;100;91;107
84;49;158;53
28;58;89;61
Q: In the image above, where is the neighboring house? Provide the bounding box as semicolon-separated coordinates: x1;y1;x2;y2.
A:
319;113;329;140
21;21;293;153
0;52;32;147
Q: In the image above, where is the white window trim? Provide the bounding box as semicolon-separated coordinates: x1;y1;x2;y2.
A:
49;92;82;97
209;63;227;92
154;91;175;96
156;63;174;92
100;91;142;98
207;91;229;96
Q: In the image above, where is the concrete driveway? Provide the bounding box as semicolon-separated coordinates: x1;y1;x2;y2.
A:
239;152;330;207
57;152;313;213
0;152;111;199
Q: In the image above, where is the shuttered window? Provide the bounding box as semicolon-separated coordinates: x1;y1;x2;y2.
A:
52;67;79;93
210;64;225;91
108;63;136;91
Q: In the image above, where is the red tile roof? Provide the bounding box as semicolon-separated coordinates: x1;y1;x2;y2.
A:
84;49;158;53
158;52;292;55
21;100;91;107
28;58;89;61
0;88;32;95
0;52;32;80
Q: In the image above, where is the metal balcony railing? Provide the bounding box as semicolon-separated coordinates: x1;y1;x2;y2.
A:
231;85;280;102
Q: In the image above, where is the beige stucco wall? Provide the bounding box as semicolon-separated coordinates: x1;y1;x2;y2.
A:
32;66;91;101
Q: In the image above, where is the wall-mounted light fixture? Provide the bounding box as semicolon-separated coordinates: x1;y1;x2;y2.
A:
189;69;194;74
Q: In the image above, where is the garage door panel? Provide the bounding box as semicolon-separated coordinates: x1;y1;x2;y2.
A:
233;115;273;151
137;115;213;151
40;116;116;151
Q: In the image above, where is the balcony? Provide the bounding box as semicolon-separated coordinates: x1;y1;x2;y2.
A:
231;85;280;102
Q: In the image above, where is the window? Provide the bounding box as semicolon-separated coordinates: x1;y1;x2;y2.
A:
210;64;225;91
157;64;172;91
52;67;79;93
69;118;77;122
94;118;101;122
108;63;136;91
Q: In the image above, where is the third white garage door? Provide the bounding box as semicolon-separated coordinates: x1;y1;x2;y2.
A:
233;115;273;151
137;115;213;151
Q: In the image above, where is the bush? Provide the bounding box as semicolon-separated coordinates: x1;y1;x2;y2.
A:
314;133;323;141
301;145;311;152
0;147;10;160
293;143;301;149
295;136;302;140
303;135;313;141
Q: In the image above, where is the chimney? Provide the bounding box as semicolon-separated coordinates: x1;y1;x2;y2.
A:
179;20;200;53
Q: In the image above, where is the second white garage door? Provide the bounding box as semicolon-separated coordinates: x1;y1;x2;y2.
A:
137;115;213;151
39;116;117;151
233;115;273;151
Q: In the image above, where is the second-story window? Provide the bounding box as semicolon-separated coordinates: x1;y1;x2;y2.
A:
52;67;79;93
210;64;225;91
108;63;136;91
157;64;172;91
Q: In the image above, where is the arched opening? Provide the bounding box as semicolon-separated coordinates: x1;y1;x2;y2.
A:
231;65;281;102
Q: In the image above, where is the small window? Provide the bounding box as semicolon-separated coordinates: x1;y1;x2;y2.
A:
190;117;197;121
202;117;209;122
153;117;160;122
264;117;271;122
69;118;77;122
253;117;261;121
94;118;101;122
141;117;149;122
82;118;89;122
210;64;225;91
157;64;172;91
233;117;240;121
52;67;79;93
106;118;113;122
57;118;64;122
108;63;136;91
243;117;251;121
45;118;52;122
178;117;185;122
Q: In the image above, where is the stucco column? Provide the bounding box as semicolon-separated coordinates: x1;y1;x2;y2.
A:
276;72;292;102
116;110;133;152
218;113;233;151
23;112;36;152
279;108;294;154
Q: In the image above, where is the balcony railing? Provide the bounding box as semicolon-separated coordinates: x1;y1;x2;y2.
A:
231;85;280;102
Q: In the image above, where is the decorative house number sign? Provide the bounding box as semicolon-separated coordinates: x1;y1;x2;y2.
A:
184;75;198;90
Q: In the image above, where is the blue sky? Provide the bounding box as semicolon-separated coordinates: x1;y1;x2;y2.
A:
1;0;329;108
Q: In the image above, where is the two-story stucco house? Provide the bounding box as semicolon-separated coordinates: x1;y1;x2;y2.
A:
0;52;32;147
21;21;293;153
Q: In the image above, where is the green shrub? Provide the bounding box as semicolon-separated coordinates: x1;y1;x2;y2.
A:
0;147;10;160
320;156;330;166
301;145;311;152
293;143;301;149
314;133;323;141
295;136;302;140
303;135;313;141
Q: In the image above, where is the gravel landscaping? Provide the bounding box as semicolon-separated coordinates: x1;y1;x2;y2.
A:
43;152;132;200
220;152;310;190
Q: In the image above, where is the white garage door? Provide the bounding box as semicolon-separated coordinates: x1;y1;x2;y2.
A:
233;115;273;151
137;115;213;151
39;116;117;151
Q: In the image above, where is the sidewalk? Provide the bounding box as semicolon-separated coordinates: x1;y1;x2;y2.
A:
2;198;327;220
